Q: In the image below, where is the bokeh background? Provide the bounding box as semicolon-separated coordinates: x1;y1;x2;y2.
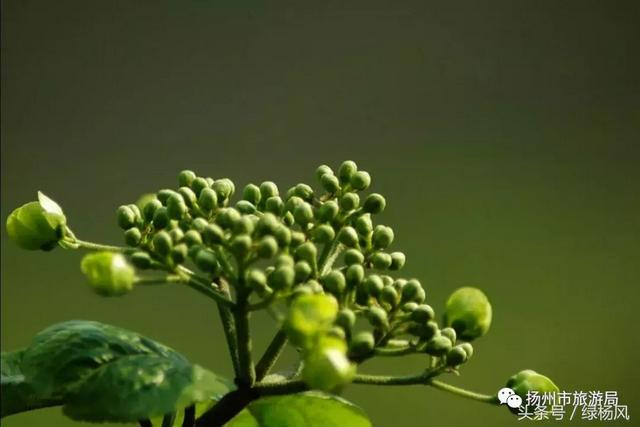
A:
2;1;639;426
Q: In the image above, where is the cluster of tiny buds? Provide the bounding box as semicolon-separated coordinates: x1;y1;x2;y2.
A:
116;160;473;370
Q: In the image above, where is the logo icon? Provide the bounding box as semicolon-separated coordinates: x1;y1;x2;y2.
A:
498;387;523;409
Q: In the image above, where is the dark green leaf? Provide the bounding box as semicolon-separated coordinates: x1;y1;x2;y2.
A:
2;350;61;418
225;392;372;427
63;354;230;422
20;320;186;398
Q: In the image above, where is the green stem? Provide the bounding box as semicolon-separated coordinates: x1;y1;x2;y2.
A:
234;293;256;387
255;328;289;381
216;280;241;380
74;239;135;253
428;380;499;405
352;370;441;386
174;268;235;308
374;346;416;356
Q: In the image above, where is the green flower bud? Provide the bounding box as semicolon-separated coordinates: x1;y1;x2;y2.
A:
401;279;424;303
283;211;295;226
410;304;435;323
169;227;184;243
389;252;406;270
293;202;314;225
157;189;177;205
188;244;203;260
335;309;356;333
152;230;173;256
130;251;152;269
190;177;210;197
339;193;360;212
328;326;347;341
152;207;170;229
178;187;197;208
354;214;373;236
205;177;215;186
380;286;399;307
116;205;137;230
367;306;389;330
216;208;241;229
364;275;384;297
273;224;292;247
257;236;279;258
440;327;457;344
350;171;371;191
322;270;346;295
256;213;279;236
259;181;279;199
338;226;359;247
362;193;386;214
235;200;256;214
345;264;365;287
320;174;340;193
136;193;158;212
409;320;439;340
302;336;355;392
264;196;284;216
171;243;188;264
233;216;255;235
304;279;324;294
178;169;197;187
6;193;67;251
459;342;474;359
506;370;559;398
381;275;393;287
312;224;335;244
295;261;313;282
285;196;304;213
372;225;394;249
315;164;334;181
443;287;492;341
242;184;261;205
230;234;252;257
294;183;314;201
124;227;142;247
316;200;339;223
190;217;207;232
198;188;218;213
371;252;392;270
80;252;136;297
425;336;452;356
183;229;203;246
343;248;365;265
349;331;376;358
295;242;317;265
338;160;358;184
202;223;225;245
246;269;268;291
268;265;295;290
212;178;235;202
401;303;418;314
285;293;339;348
194;249;219;274
166;194;188;220
143;198;163;222
446;346;468;367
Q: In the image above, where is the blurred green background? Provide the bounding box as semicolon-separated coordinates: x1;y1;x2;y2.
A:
2;1;638;426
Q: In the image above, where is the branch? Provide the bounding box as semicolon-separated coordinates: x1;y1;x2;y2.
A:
255;328;289;381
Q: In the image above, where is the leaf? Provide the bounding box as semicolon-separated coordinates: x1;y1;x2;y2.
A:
1;350;61;418
7;320;233;422
20;320;187;397
62;354;230;422
225;391;372;427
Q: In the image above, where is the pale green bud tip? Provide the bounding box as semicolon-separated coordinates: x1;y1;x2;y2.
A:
506;370;559;397
443;287;492;341
315;164;334;181
302;336;355;392
285;294;339;349
372;225;394;249
80;252;135;296
6;192;67;251
178;170;197;187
